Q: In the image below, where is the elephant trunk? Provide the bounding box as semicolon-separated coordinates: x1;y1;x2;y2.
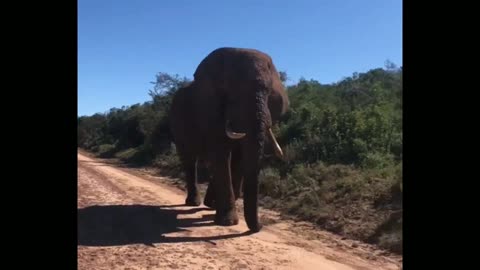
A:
242;91;269;232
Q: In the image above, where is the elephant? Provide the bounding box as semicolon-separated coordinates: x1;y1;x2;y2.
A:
170;83;286;206
202;86;289;208
169;47;289;232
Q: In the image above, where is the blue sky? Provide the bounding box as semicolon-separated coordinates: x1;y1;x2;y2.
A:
78;0;402;116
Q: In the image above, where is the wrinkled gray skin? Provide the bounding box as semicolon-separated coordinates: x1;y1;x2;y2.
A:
169;47;289;232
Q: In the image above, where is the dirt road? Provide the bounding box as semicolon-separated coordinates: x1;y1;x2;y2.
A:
78;152;401;270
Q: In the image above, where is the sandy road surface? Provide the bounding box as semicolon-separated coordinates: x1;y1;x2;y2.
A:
78;152;401;270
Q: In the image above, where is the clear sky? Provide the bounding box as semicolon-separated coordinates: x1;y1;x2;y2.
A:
78;0;402;116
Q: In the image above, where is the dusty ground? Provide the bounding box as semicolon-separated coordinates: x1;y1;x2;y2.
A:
78;151;402;270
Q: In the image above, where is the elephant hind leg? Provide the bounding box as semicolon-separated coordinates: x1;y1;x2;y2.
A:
204;182;215;209
205;149;242;209
233;177;243;200
183;157;202;206
231;149;243;200
204;177;240;209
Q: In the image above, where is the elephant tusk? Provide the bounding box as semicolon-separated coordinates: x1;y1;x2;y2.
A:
225;122;246;139
268;128;284;159
226;130;247;139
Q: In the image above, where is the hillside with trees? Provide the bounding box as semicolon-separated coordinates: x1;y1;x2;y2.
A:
78;64;402;254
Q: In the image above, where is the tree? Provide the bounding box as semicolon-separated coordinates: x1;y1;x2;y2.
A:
148;72;191;98
384;59;398;71
279;71;288;84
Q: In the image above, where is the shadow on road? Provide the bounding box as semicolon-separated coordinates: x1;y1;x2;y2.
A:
78;204;251;247
78;159;133;168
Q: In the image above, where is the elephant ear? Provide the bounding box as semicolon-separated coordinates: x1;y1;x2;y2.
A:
268;82;289;125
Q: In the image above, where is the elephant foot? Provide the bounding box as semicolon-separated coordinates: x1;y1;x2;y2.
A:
214;208;239;226
234;191;243;200
203;197;216;209
203;185;216;209
185;194;202;206
247;222;263;233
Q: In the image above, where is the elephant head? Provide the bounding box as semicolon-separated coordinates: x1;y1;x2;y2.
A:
193;47;289;232
264;83;289;159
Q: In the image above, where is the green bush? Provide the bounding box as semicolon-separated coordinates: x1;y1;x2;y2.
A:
115;146;154;166
153;152;182;177
97;144;116;158
359;152;395;170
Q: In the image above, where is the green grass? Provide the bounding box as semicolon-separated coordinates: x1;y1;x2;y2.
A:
258;161;402;254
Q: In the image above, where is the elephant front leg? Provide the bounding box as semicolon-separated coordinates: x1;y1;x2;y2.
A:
211;150;239;226
184;158;201;206
206;151;242;206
